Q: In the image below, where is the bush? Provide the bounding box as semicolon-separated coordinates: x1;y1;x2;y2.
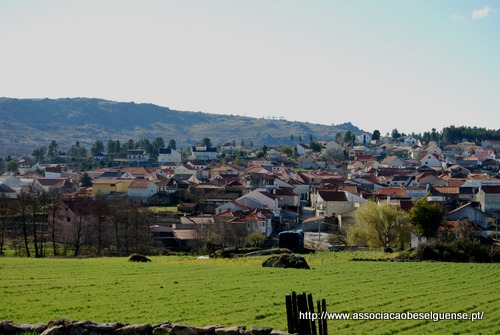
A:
245;231;266;247
415;240;500;263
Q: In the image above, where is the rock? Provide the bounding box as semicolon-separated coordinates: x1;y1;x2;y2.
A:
41;325;66;335
171;324;199;335
128;253;152;262
214;326;246;335
0;321;21;334
250;327;273;335
196;325;225;335
115;323;152;335
85;322;124;332
31;323;49;333
153;326;172;335
262;254;310;269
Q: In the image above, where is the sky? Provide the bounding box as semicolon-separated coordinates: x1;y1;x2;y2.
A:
1;0;499;135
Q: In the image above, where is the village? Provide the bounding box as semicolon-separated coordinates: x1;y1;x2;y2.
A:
1;132;499;258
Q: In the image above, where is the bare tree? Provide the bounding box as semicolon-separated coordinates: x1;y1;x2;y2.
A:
17;190;31;257
0;195;16;255
90;192;111;256
46;189;63;256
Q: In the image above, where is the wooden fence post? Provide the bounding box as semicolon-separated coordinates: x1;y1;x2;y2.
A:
285;292;327;335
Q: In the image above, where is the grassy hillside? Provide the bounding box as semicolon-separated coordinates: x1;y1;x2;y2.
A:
0;97;362;155
1;253;498;334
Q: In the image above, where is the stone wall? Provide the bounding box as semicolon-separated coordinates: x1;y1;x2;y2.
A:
0;319;293;335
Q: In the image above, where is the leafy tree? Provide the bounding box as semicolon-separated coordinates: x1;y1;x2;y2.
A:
137;138;153;154
0;158;5;174
348;201;410;248
168;139;177;150
79;172;92;187
69;141;88;161
7;160;18;173
202;137;212;148
343;131;355;146
372;130;381;141
106;138;121;155
335;132;344;144
91;140;104;156
391;128;401;140
32;146;46;163
47;140;59;161
122;139;135;153
409;196;444;240
152;137;165;154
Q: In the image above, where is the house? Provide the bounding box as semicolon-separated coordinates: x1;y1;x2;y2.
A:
158;148;182;164
296;143;313;155
0;175;22;192
186;160;209;171
45;166;63;178
35;178;75;193
311;190;366;217
388;175;416;188
419;153;442;168
447;203;490;229
97;170;133;180
297;154;318;169
381;156;405;168
189;146;218;161
357;133;371;145
404;136;418;146
475;186;500;212
92;179;134;196
232;189;283;217
127;149;150;164
0;184;17;198
174;164;197;176
273;188;300;208
127;179;158;201
215;208;273;236
249;157;273;168
92;152;109;162
220;143;237;152
348;146;368;160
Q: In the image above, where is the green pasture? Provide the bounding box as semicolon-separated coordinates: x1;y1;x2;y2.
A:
0;252;499;335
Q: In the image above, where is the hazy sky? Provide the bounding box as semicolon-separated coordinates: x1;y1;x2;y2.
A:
1;0;499;135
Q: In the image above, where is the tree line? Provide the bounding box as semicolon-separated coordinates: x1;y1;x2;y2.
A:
0;189;151;257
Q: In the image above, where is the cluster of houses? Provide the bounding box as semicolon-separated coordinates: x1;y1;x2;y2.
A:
1;138;500;250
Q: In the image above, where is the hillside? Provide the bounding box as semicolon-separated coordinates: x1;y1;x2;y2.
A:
0;97;364;156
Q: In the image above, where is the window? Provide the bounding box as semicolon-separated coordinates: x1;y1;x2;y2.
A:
66;217;71;222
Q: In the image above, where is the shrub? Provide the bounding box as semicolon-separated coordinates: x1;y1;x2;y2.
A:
415;240;500;263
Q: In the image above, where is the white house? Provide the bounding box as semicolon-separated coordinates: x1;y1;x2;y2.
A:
404;137;418;146
420;153;442;168
127;149;150;163
45;166;63;178
296;143;313;155
189;146;218;161
381;156;405;168
357;133;371;145
158;148;181;164
127;179;158;202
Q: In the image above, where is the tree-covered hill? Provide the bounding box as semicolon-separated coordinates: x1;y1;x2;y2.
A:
0;97;363;156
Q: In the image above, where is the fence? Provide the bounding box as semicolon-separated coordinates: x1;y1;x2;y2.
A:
285;292;327;335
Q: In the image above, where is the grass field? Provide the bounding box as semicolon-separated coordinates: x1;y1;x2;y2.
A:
1;252;499;335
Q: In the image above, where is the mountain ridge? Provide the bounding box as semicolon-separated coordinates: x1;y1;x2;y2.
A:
0;97;365;156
